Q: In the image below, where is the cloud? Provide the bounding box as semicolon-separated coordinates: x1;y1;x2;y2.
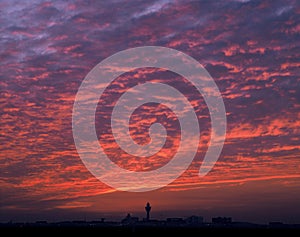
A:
0;0;299;221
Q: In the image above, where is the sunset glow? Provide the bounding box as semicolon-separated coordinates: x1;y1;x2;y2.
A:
1;0;299;224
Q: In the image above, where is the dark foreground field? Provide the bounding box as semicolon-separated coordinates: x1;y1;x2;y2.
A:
2;226;300;236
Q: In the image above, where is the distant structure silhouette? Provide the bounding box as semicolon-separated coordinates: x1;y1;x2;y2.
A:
122;213;139;225
145;202;151;221
212;217;232;224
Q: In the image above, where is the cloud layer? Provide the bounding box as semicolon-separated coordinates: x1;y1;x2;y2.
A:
0;0;299;222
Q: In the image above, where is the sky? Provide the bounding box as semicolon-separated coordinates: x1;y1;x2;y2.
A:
1;0;300;224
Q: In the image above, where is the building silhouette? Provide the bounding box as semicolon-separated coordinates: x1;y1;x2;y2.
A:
122;213;139;225
212;217;232;224
2;202;298;230
145;202;151;221
186;215;204;225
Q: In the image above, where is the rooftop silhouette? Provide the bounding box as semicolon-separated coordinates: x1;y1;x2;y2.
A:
1;202;300;231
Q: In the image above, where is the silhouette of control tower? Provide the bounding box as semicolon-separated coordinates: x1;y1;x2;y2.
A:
145;202;151;221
